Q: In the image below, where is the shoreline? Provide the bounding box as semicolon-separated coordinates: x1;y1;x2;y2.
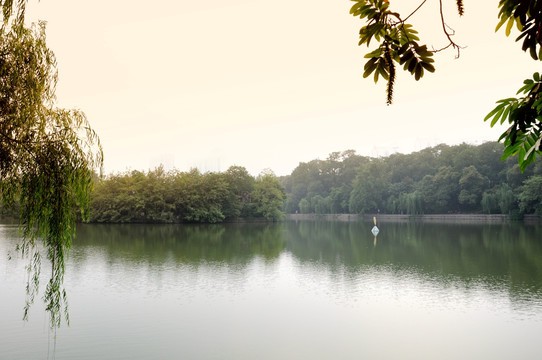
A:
285;213;541;224
3;214;540;225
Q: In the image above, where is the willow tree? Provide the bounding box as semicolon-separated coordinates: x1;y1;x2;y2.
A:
350;0;542;171
1;1;102;327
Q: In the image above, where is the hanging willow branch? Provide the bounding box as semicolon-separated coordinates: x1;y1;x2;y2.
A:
1;19;102;327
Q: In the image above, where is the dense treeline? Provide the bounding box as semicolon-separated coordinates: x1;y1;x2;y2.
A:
3;142;542;224
88;166;286;223
280;142;542;216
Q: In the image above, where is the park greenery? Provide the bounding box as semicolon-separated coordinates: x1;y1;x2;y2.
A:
281;142;542;217
5;141;542;226
350;0;542;170
82;141;542;223
88;167;286;223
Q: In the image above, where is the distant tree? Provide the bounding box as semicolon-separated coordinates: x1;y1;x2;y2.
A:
298;198;311;214
481;191;499;214
251;172;286;221
282;142;542;216
349;160;389;214
517;175;542;214
506;161;533;189
282;160;321;213
283;152;369;214
173;169;230;223
387;179;414;214
90;172;140;223
420;166;460;213
496;183;516;214
138;167;173;222
458;166;489;211
223;166;255;218
311;194;330;214
405;190;423;215
328;185;351;213
350;0;542;170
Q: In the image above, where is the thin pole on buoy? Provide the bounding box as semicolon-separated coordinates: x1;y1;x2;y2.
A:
371;216;379;246
371;216;379;238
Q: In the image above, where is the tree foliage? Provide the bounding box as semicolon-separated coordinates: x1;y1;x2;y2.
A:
485;72;542;172
350;0;435;104
281;142;540;217
1;5;102;327
88;166;285;224
252;172;286;221
517;175;542;214
351;0;542;170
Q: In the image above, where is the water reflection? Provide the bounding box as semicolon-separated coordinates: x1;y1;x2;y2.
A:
288;221;542;303
69;220;542;307
2;220;542;360
74;223;285;266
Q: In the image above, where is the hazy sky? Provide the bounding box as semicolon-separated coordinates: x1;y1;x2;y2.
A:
25;0;540;176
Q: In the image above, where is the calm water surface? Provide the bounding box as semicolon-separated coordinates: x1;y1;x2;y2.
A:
1;220;542;359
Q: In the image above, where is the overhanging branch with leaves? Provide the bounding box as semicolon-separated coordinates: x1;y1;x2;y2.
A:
351;0;542;170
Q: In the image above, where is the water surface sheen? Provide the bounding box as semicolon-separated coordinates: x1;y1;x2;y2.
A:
1;221;542;359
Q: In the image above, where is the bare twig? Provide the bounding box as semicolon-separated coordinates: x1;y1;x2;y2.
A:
435;0;463;57
404;0;428;23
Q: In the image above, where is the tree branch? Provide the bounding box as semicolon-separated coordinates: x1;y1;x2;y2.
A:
403;0;428;23
434;0;463;57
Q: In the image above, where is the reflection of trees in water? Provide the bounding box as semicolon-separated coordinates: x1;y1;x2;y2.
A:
285;220;542;302
71;221;542;303
73;223;285;268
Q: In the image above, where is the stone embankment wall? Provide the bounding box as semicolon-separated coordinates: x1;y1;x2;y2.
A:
286;213;541;223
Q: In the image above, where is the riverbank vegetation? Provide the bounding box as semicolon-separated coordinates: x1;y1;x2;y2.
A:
88;167;286;223
3;142;542;224
281;142;542;217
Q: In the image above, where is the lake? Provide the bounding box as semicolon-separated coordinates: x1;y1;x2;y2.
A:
1;220;542;359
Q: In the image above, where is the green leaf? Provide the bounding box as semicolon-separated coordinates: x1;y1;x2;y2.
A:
496;97;517;104
364;47;383;58
517;83;534;94
377;61;389;81
407;58;417;73
349;2;363;15
502;142;520;158
363;58;378;78
414;64;423;80
484;103;505;122
373;66;380;83
420;61;435;73
399;50;414;64
491;106;506;127
525;137;542;159
495;16;508;32
500;105;511;125
505;16;515;36
529;45;538;60
397;43;409;55
518;146;526;164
